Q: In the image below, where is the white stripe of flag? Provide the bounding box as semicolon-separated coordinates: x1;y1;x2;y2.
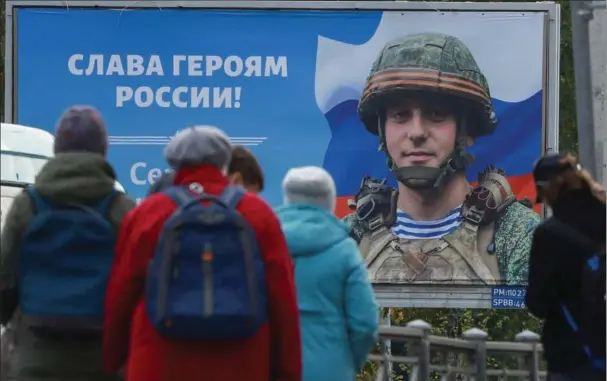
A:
108;136;267;146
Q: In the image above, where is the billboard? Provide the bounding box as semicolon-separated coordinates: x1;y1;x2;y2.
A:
5;1;560;308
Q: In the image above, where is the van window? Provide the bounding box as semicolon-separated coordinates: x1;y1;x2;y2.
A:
1;195;16;229
0;150;49;185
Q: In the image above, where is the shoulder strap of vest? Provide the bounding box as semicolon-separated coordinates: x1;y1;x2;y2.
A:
461;166;517;227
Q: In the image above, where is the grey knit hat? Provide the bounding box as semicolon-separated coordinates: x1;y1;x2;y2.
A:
164;126;232;170
54;105;108;155
282;166;337;212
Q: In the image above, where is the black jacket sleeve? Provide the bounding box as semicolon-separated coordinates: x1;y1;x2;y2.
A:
525;225;557;319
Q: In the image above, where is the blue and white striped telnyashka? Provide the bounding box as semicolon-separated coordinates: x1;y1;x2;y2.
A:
391;206;463;240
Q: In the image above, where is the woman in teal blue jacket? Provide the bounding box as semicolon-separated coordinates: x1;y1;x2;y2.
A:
276;166;379;381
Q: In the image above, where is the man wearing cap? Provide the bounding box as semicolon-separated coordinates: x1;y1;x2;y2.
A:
103;126;301;381
344;32;540;285
0;106;135;381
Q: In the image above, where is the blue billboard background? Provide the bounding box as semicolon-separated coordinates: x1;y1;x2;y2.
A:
15;8;542;212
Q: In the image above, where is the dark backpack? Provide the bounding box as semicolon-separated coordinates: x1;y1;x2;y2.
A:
18;188;118;337
145;184;267;340
543;217;606;372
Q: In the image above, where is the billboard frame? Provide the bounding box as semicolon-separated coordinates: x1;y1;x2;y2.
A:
4;1;561;309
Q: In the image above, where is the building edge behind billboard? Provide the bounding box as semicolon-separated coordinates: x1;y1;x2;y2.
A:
4;1;561;309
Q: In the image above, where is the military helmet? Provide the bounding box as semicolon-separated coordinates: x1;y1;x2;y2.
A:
358;32;497;138
358;33;498;189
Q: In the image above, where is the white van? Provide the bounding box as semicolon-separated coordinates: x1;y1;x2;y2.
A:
0;123;126;230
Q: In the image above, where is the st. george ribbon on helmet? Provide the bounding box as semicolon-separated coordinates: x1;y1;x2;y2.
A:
357;32;498;189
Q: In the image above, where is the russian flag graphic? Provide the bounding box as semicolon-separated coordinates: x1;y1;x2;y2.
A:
314;12;545;217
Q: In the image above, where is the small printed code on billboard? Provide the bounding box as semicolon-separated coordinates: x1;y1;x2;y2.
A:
491;286;527;309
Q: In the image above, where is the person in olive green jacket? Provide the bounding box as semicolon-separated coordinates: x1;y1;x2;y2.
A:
0;106;136;381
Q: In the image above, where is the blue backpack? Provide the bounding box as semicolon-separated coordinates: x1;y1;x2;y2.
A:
560;250;606;372
18;188;118;336
146;184;267;340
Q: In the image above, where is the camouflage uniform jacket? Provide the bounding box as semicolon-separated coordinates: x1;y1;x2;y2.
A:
0;153;135;381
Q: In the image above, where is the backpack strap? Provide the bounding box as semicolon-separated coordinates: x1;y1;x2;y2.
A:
163;185;197;208
95;190;120;218
163;184;245;210
587;250;606;270
218;185;245;210
560;303;607;371
26;187;51;215
27;187;119;220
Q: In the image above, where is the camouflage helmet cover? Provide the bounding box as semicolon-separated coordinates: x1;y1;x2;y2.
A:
358;32;497;137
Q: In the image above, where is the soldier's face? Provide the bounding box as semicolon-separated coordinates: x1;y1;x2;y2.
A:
384;98;457;168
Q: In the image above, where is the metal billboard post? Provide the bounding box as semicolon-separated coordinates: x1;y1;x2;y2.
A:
570;1;605;178
376;309;393;381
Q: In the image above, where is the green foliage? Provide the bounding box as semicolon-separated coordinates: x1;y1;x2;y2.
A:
556;0;578;154
356;308;544;380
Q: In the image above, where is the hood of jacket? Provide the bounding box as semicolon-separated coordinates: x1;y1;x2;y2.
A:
275;203;349;257
34;152;118;204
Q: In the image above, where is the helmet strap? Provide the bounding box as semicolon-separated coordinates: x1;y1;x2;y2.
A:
378;111;473;189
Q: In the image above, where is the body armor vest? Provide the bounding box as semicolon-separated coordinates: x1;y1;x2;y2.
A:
360;168;516;285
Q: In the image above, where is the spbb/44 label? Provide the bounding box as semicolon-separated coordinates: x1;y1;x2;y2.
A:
491;286;526;309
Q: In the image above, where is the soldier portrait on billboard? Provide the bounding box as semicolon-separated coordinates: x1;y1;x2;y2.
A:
343;32;541;286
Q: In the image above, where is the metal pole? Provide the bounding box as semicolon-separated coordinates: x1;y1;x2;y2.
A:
376;308;393;381
587;2;606;187
384;309;393;381
570;1;599;177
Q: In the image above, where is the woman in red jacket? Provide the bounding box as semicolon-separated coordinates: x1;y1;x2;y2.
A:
103;126;302;381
